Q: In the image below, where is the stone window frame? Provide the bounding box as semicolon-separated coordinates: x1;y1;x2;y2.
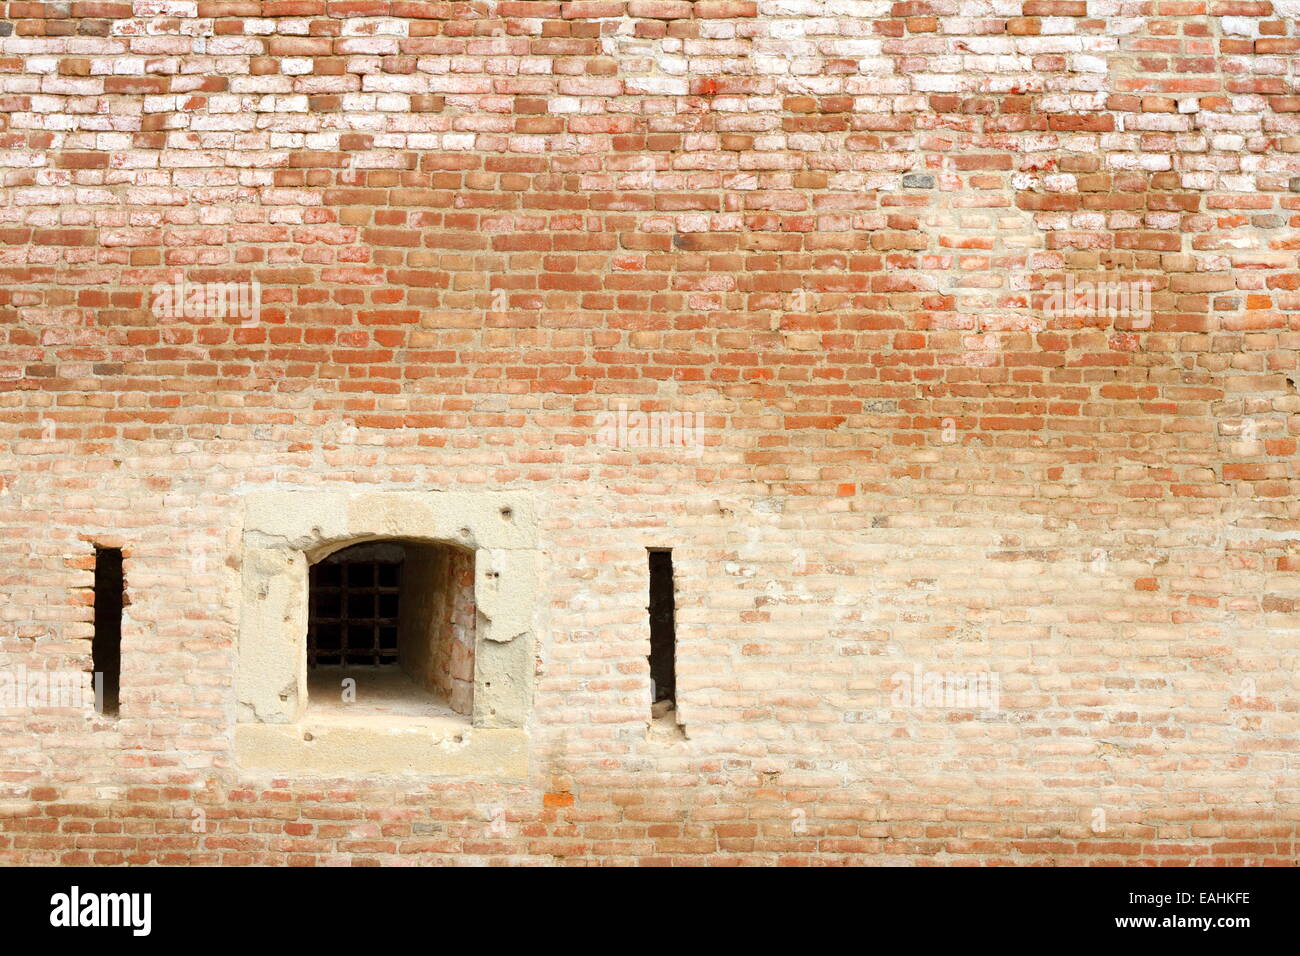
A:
234;490;537;778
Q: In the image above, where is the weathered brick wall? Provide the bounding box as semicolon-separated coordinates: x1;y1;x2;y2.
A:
423;544;475;714
0;0;1297;864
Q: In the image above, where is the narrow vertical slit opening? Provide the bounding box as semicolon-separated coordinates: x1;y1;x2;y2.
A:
92;547;123;717
648;548;677;719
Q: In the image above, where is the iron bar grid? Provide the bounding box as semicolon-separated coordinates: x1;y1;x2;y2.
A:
307;558;403;668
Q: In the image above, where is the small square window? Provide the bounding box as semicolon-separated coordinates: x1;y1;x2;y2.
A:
307;541;475;718
236;490;537;778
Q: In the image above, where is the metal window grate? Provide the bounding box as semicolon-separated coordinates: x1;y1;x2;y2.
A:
308;557;403;667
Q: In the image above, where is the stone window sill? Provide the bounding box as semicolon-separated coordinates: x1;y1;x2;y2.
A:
235;719;528;778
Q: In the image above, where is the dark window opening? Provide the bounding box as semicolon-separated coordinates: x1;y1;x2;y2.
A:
306;541;476;718
308;547;402;667
648;549;676;707
92;547;123;717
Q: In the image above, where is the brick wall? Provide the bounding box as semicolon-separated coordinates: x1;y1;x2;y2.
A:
0;0;1297;864
418;543;475;715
